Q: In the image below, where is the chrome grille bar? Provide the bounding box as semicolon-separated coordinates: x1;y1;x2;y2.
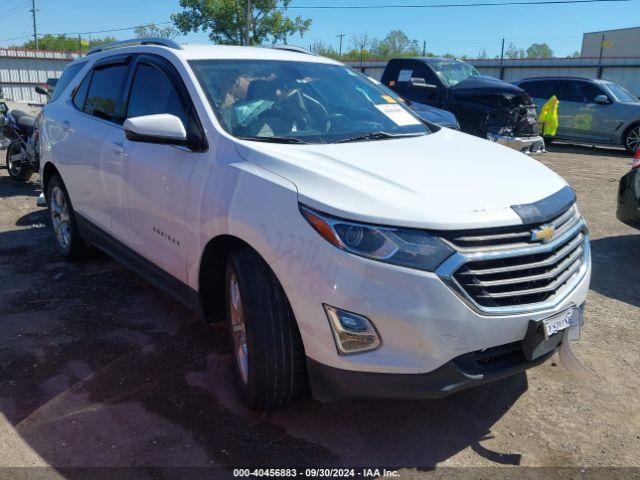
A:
444;205;581;252
468;247;584;287
458;232;584;276
475;258;583;299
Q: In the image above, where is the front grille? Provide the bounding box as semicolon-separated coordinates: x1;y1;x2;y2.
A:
442;204;580;252
445;205;587;309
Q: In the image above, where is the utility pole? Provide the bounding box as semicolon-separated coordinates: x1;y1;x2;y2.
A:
499;37;505;79
337;33;345;61
422;40;426;57
30;0;38;50
244;0;252;46
597;34;605;79
78;35;82;55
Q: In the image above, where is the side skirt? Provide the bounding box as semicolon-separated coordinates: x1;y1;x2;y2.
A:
76;214;203;315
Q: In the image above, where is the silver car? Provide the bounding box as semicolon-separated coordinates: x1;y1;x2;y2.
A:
514;77;640;153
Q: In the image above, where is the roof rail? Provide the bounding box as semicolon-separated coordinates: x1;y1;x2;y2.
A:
87;37;183;55
268;45;314;55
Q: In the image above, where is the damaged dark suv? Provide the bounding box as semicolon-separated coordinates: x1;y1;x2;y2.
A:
381;57;545;153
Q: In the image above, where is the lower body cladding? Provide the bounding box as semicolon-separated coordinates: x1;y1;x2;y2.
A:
487;133;546;155
271;234;591;402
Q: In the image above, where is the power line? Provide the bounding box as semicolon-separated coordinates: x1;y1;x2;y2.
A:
287;0;632;8
0;20;174;43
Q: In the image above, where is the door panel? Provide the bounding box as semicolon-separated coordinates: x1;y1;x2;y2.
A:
557;80;612;142
52;61;130;232
115;56;205;282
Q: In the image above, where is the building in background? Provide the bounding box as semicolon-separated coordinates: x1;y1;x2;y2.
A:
581;26;640;58
0;48;76;104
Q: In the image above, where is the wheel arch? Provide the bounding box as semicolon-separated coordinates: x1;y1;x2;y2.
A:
42;162;61;199
198;234;267;323
621;121;640;150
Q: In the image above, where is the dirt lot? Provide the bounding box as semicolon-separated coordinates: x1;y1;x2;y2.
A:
0;141;639;477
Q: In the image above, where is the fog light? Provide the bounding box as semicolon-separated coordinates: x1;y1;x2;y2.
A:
323;304;381;355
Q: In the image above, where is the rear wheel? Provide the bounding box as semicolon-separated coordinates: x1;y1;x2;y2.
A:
624;124;640;154
224;248;307;410
5;141;33;181
46;174;89;260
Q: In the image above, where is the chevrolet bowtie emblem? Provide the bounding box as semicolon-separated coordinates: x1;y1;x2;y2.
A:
531;224;556;243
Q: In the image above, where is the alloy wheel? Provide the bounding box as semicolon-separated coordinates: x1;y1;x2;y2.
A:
7;145;25;177
229;272;249;385
626;126;640;153
50;186;71;251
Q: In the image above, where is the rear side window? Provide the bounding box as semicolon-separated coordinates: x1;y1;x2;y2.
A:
84;65;129;122
126;63;189;127
520;80;557;100
50;62;86;102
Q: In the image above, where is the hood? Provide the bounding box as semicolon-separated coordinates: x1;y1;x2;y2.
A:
407;102;458;129
234;129;568;230
451;75;531;102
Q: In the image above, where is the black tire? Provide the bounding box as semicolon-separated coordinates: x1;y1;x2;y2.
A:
46;174;89;260
5;141;33;181
225;248;307;410
623;123;640;154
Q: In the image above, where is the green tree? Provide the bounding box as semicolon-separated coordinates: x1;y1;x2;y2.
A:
171;0;311;46
15;34;116;52
526;43;554;59
134;23;179;39
373;30;420;58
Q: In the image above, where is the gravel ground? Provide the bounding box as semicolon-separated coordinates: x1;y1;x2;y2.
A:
0;141;638;478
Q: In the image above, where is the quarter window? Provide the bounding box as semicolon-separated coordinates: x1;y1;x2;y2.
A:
84;64;129;122
51;62;86;102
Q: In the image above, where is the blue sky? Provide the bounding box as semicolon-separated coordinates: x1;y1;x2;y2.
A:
0;0;636;58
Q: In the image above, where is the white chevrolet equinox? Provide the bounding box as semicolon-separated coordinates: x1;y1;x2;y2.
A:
39;39;591;409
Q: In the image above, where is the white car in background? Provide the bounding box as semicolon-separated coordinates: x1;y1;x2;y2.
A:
39;39;591;409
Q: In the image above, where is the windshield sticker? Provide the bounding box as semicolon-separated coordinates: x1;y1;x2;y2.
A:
375;104;421;126
382;95;397;103
398;69;413;82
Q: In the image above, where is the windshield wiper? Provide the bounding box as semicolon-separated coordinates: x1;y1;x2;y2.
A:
334;131;425;144
237;135;308;144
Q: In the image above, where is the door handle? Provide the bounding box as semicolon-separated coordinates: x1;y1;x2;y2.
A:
61;120;72;131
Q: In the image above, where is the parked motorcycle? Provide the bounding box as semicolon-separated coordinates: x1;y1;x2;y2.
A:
0;86;46;181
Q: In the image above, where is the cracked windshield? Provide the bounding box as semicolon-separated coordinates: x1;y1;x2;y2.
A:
190;59;431;144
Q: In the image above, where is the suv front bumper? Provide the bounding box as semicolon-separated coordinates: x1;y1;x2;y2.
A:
488;133;545;154
307;330;564;402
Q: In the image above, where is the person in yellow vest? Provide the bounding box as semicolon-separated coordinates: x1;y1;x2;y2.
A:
539;95;559;137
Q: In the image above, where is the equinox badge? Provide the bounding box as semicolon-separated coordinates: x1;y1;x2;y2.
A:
531;224;556;243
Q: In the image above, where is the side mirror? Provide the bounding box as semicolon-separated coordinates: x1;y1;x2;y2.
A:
124;114;188;145
410;78;438;90
594;94;611;105
35;85;50;98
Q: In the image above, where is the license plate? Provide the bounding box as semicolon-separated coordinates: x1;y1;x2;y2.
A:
542;308;581;339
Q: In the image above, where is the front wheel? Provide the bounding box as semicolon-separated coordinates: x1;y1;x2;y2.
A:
624;124;640;154
5;141;33;181
225;249;307;410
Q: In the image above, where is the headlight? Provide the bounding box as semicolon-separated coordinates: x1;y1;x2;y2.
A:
300;205;454;272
